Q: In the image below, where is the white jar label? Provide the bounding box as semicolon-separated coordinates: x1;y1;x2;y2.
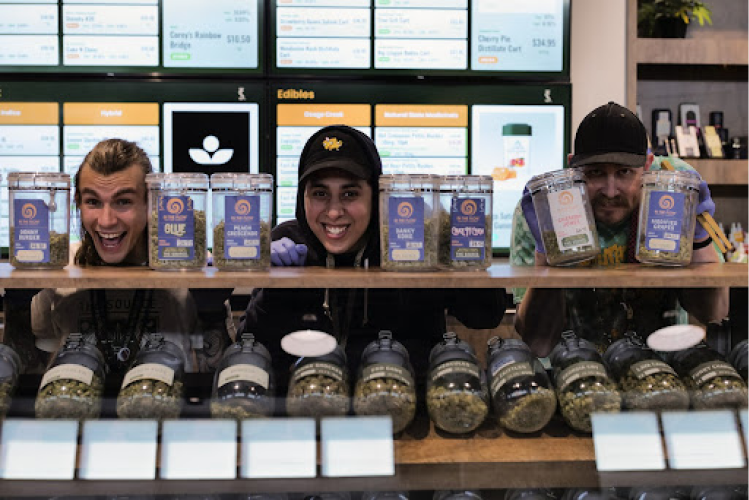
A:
122;363;175;388
490;361;535;398
217;364;269;390
557;361;609;392
430;360;480;383
547;188;593;250
362;363;413;387
292;362;344;383
41;364;94;389
689;361;742;387
631;359;677;379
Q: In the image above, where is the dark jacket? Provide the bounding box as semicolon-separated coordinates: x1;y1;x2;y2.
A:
238;125;506;377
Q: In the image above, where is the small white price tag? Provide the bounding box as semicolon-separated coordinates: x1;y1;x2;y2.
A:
0;419;78;479
591;411;665;471
740;409;748;451
79;420;158;480
321;416;394;477
160;419;237;479
241;418;316;478
662;410;745;469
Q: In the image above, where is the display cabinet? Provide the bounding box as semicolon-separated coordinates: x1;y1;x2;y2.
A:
0;262;746;498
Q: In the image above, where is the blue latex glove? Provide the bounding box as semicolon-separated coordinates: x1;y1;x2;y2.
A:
694;180;715;241
270;237;308;266
520;186;544;254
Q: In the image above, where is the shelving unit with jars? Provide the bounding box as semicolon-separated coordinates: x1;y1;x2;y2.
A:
0;262;746;498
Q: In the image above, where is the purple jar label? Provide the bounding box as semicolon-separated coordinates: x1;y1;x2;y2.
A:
13;199;50;263
224;195;260;260
450;197;486;261
388;196;425;262
157;195;194;260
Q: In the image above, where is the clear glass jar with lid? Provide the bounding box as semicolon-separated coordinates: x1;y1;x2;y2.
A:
353;331;417;434
636;169;700;266
8;172;70;269
603;333;689;411
438;175;493;270
286;345;350;418
210;173;273;271
210;332;275;419
486;336;556;434
35;332;105;419
116;333;186;419
379;174;439;271
549;332;622;433
426;332;489;434
0;344;22;419
527;169;599;266
668;342;748;409
728;339;748;382
145;172;209;270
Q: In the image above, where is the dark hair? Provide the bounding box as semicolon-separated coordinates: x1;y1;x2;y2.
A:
74;139;153;266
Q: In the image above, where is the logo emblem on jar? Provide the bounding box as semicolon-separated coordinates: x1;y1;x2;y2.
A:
234;198;252;215
397;202;414;218
21;203;37;218
167;198;185;214
460;199;478;215
658;195;675;210
558;191;574;205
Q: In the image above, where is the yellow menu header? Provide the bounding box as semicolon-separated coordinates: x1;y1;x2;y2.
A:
277;104;371;126
0;103;58;125
376;105;468;127
63;103;159;125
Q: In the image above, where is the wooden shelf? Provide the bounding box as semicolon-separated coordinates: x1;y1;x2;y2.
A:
691;159;749;186
632;37;749;66
0;262;745;289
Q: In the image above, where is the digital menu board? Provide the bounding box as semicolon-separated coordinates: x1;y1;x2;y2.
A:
271;0;568;78
0;79;265;248
270;81;570;251
0;0;263;74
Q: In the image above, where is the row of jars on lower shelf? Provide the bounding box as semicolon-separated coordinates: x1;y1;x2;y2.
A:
0;331;747;435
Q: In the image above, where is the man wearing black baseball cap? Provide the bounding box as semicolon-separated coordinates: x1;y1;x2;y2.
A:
510;102;728;356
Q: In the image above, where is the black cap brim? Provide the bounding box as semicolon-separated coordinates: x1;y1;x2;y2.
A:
569;151;647;168
298;159;370;184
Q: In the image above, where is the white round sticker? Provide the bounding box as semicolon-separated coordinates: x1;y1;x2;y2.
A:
281;329;338;357
647;324;705;351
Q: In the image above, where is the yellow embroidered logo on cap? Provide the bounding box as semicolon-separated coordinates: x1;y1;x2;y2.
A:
323;136;342;151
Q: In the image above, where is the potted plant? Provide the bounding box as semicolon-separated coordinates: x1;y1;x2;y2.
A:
638;0;713;38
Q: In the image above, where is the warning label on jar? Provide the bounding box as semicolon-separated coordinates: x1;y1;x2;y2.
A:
490;361;534;397
362;363;413;386
224;195;260;260
688;361;741;387
218;364;269;389
388;196;425;262
13;199;50;263
450;197;486;261
547;188;593;250
630;359;677;379
557;361;609;392
122;363;175;388
292;362;344;383
157;195;195;261
41;364;94;389
645;191;685;253
430;360;480;383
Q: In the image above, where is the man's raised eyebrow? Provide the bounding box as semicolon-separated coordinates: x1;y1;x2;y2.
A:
80;187;139;197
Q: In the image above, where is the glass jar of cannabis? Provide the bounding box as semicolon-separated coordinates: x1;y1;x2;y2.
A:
286;345;350;418
8;172;70;269
0;344;22;419
211;332;275;419
426;332;489;434
434;491;483;500
636;170;700;266
146;172;208;271
210;173;273;271
549;332;622;433
603;333;690;412
504;489;558;500
116;333;185;419
728;339;748;382
486;337;556;433
527;169;599;266
438;175;493;271
353;331;417;434
35;333;105;419
668;342;748;409
379;174;439;271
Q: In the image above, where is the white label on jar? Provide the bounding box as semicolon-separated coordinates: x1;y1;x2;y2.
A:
645;190;685;253
490;361;535;398
217;364;269;390
504;136;530;169
362;363;413;387
292;362;344;383
557;361;609;392
688;361;742;387
41;364;94;389
631;359;677;379
547;188;594;250
430;360;480;383
121;363;175;388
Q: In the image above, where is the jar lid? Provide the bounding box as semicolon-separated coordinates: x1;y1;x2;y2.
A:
58;332;106;369
487;336;530;355
526;168;583;194
379;174;438;191
8;172;71;189
429;332;478;367
361;330;411;367
293;343;347;368
210;173;273;191
137;333;186;369
439;175;493;192
0;344;22;379
641;169;700;190
502;123;532;136
602;334;647;366
224;332;272;363
549;331;602;366
646;324;705;352
727;339;748;370
145;172;209;190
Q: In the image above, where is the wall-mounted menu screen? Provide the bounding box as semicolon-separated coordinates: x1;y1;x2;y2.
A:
271;0;568;78
270;80;570;251
0;79;265;248
0;0;264;74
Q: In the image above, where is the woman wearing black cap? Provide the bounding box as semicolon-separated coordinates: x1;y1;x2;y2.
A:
239;125;506;378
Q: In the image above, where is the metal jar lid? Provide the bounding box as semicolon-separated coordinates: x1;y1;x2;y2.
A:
7;172;70;190
210;173;273;192
145;172;209;191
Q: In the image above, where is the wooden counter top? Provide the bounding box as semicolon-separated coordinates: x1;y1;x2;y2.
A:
0;262;745;289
